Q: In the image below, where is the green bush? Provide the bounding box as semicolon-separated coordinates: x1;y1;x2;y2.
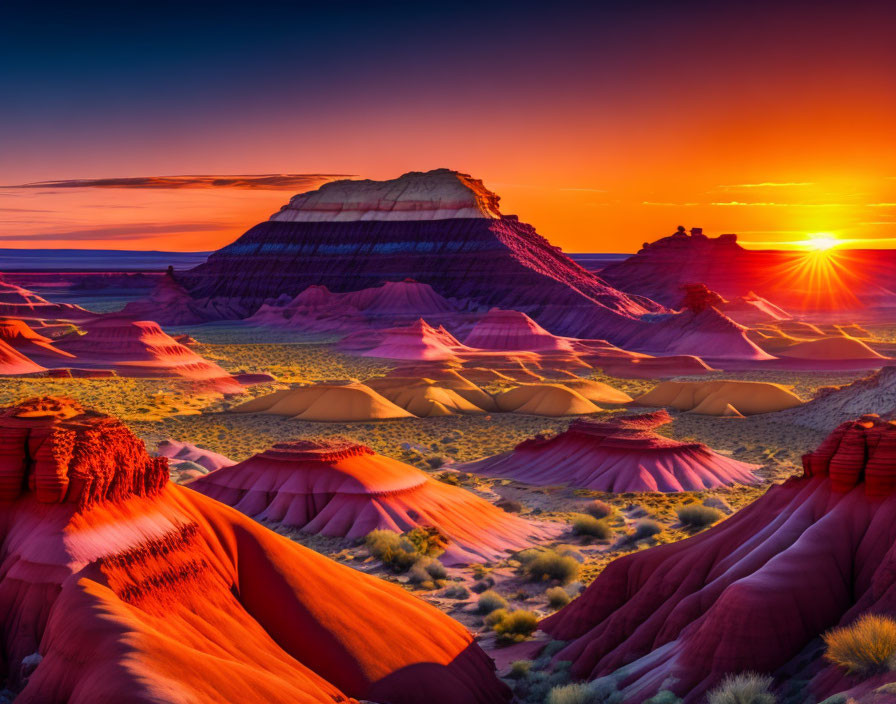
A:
632;518;662;540
707;672;776;704
477;589;509;614
490;609;538;644
824;613;896;674
571;514;613;539
523;550;580;584
364;530;419;572
509;660;532;679
584;500;614;519
546;586;571;609
677;504;724;528
546;682;601;704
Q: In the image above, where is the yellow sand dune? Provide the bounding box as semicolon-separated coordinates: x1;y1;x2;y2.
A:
556;378;633;405
231;382;413;421
776;336;886;360
494;383;602;416
635;380;803;416
366;376;490;416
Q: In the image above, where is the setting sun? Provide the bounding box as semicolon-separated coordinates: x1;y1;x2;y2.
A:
805;233;840;251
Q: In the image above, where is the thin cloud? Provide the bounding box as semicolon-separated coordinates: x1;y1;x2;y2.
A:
711;201;846;207
868;203;896;207
641;201;700;206
1;174;354;191
0;222;225;242
716;182;814;189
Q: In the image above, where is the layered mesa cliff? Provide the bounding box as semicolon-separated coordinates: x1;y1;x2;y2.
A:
0;397;510;703
176;169;666;341
540;414;896;703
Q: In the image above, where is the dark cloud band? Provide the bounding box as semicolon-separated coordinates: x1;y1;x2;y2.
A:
1;174;354;191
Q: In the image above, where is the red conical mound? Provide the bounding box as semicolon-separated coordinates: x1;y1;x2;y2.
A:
188;439;557;563
463;308;575;351
539;415;896;703
340;318;467;360
55;316;242;392
0;398;510;703
455;411;758;492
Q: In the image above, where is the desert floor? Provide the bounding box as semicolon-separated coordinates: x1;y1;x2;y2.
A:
1;328;875;671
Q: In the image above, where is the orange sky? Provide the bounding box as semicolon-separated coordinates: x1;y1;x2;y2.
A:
2;2;894;254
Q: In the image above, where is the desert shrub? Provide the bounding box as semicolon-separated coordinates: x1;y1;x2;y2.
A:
442;584;469;599
546;586;571;609
490;609;538;644
644;691;681;704
824;613;896;674
703;496;732;513
632;518;663;540
407;557;447;586
404;526;447;557
424;559;447;580
477;590;509;614
437;471;461;485
571;514;613;539
364;530;418;572
677;504;724;528
523;550;581;584
546;682;608;704
707;672;776;704
584;500;614;519
509;660;532;679
497;499;523;513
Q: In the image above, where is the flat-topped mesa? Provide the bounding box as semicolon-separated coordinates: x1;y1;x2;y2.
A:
801;414;896;495
271;169;503;221
177;169;667;341
636;226;742;255
0;397;168;507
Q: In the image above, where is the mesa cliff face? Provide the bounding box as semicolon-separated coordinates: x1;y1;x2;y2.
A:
177;169;665;340
0;397;510;703
540;414;896;703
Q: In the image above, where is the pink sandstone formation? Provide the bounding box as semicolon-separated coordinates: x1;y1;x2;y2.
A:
540;415;896;703
0;397;510;703
187;439;556;564
340;318;468;360
462;308;575;351
54;316;242;392
248;279;464;333
156;439;235;472
455;411;758;491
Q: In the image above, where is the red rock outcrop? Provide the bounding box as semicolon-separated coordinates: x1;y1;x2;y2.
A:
0;318;74;364
187;439;557;564
0;280;94;321
0;339;45;375
54;316;242;392
539;415;896;703
455;411;758;491
0;398;511;703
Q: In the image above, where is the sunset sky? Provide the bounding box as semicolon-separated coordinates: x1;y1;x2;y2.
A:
1;1;894;253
